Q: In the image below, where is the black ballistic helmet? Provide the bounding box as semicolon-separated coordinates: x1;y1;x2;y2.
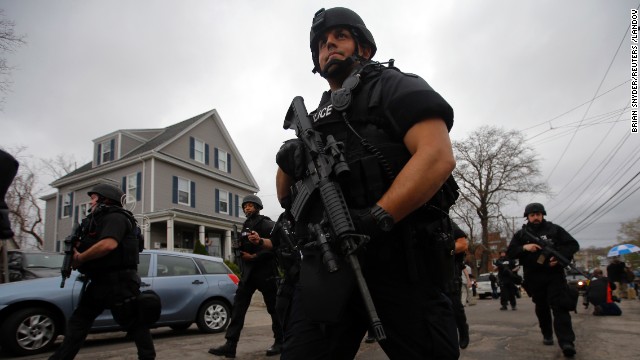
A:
242;194;263;210
524;202;547;217
310;7;377;73
88;183;124;206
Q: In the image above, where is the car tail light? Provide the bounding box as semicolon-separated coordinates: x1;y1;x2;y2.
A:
228;273;239;285
578;281;584;286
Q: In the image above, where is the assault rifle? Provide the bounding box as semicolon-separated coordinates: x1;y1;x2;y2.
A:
231;224;244;274
520;225;589;279
60;222;83;288
282;96;386;341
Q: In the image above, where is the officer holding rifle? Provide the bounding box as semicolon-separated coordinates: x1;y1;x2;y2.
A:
507;203;580;358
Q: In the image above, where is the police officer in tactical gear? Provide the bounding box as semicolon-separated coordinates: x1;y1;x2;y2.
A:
276;7;459;359
507;203;580;358
208;195;283;358
49;183;156;360
494;249;520;310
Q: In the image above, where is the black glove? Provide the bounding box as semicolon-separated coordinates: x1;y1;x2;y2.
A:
350;207;385;240
276;139;306;180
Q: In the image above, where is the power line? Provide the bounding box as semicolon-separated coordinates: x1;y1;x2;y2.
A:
547;102;630;214
545;20;631;181
555;132;634;225
520;80;630;133
566;170;640;233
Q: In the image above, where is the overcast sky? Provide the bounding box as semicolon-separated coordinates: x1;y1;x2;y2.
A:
0;0;636;249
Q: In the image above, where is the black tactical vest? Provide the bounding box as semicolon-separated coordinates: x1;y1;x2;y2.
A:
77;206;141;275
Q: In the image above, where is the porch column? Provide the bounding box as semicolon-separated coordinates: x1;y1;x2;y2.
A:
144;219;151;250
199;225;205;245
167;217;174;251
225;230;232;261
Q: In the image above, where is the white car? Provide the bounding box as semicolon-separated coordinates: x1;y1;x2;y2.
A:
476;273;499;299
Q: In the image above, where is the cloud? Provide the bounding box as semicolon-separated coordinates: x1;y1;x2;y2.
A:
0;0;635;247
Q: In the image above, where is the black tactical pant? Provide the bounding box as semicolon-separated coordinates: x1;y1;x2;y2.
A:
49;275;155;360
445;280;468;341
225;272;282;344
281;229;459;360
527;274;576;346
500;282;518;308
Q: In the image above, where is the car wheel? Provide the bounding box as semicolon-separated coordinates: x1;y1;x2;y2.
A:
479;294;485;299
196;299;230;333
169;323;192;331
0;307;59;356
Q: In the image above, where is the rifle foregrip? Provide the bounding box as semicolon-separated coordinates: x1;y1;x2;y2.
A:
318;180;355;237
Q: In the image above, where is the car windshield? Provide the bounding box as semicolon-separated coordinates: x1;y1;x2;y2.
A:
23;253;64;268
477;274;490;282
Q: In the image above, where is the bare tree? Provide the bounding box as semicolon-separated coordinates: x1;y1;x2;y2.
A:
40;154;78;179
617;217;640;244
6;162;44;247
617;217;640;268
0;9;26;99
451;198;479;245
2;147;78;249
453;126;548;271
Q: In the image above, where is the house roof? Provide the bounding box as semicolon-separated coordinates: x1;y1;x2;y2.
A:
52;109;258;191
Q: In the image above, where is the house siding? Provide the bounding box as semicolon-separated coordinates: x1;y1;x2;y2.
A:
161;117;249;183
120;133;144;157
43;197;57;252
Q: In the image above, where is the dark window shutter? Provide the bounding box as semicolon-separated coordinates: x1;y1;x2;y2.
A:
58;194;62;219
205;144;210;165
235;194;239;217
215;189;219;213
96;143;102;165
122;176;127;193
69;193;74;216
74;205;79;224
191;181;196;208
136;172;142;201
189;137;195;160
227;153;231;173
214;148;219;169
109;139;115;161
228;192;233;214
172;176;178;204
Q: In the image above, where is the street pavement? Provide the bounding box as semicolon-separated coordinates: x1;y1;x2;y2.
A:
6;293;640;359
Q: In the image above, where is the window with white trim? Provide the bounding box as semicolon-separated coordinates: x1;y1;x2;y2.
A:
178;177;191;206
101;140;112;163
78;202;91;220
218;189;229;214
62;193;72;218
194;138;205;164
236;196;243;217
217;149;228;172
126;173;138;201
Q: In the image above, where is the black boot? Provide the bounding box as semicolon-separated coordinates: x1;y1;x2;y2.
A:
459;323;470;349
208;341;237;358
265;341;282;356
561;342;576;357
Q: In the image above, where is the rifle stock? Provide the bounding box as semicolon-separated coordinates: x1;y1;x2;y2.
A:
283;96;386;341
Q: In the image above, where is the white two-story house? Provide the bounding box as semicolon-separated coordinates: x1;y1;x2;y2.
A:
41;109;259;261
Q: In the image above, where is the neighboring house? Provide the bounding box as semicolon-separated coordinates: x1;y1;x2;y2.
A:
42;109;259;261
